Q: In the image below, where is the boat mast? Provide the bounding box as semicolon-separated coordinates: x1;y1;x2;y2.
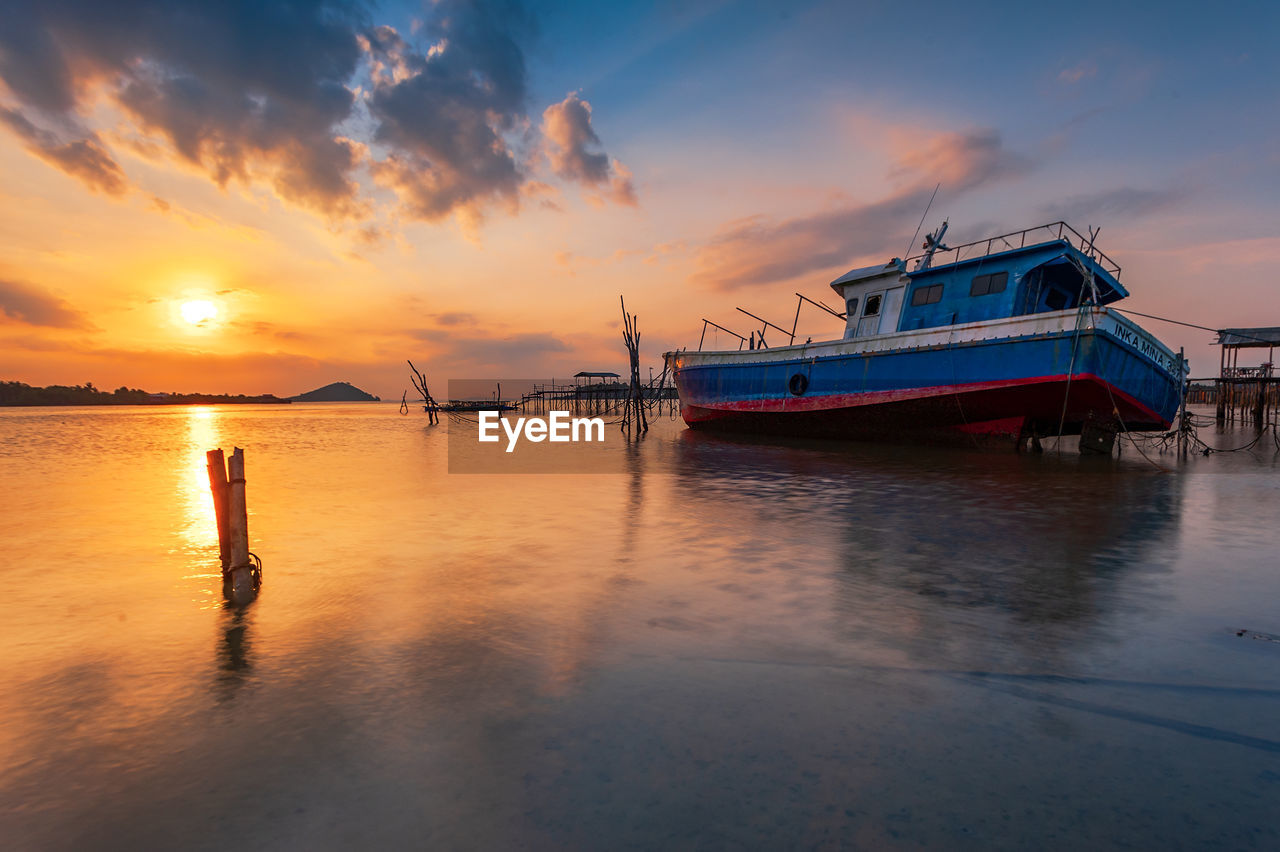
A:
915;219;950;271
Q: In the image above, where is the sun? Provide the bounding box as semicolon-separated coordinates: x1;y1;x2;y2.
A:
180;299;218;326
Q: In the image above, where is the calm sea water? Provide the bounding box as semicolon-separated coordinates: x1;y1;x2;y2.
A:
1;403;1278;850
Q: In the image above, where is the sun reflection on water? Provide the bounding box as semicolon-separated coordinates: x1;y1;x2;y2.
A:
178;407;224;606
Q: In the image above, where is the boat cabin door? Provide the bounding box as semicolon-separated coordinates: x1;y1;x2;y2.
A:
855;291;884;336
854;287;905;337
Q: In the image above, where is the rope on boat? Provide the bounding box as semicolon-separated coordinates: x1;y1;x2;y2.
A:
1100;380;1171;472
1118;411;1275;457
1108;308;1280;347
1053;304;1090;456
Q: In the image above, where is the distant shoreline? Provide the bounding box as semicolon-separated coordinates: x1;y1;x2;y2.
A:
0;396;293;407
1;381;292;407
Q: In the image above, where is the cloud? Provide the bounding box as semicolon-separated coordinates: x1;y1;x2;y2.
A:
0;0;633;229
1058;61;1098;84
409;328;571;370
1038;187;1185;223
431;312;478;326
0;0;369;216
365;1;533;224
228;319;321;343
0;109;127;196
541;93;636;205
889;129;1030;192
0;279;95;329
694;129;1027;290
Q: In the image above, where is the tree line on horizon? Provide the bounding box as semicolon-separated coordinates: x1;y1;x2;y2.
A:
0;380;290;407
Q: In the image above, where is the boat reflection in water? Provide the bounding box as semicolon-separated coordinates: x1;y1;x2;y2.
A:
668;426;1184;669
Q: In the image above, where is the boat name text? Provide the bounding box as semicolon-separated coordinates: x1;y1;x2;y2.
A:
1109;319;1179;372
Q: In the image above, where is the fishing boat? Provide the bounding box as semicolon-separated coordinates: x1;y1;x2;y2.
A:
663;221;1189;450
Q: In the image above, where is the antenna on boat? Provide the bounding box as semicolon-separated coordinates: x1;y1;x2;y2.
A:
904;183;941;263
1067;225;1103;304
1085;226;1101;303
915;219;950;271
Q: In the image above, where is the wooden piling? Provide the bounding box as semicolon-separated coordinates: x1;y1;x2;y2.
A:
1177;348;1189;458
1216;345;1226;424
205;449;230;570
206;446;259;599
224;448;258;599
228;448;249;568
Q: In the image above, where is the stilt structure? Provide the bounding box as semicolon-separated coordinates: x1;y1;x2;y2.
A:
1214;327;1280;427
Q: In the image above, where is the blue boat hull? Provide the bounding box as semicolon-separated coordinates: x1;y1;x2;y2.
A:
671;322;1183;444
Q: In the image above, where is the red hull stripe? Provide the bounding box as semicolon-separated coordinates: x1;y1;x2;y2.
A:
684;373;1167;426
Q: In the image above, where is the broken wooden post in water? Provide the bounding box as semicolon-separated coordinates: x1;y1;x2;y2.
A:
620;296;648;434
408;359;439;424
207;446;261;601
205;449;230;571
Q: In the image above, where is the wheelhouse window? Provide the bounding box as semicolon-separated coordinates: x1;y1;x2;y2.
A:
969;271;1008;296
863;294;882;317
1045;289;1069;310
910;283;944;306
845;297;858;318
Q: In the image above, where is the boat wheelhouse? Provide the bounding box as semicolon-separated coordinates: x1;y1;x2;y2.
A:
664;221;1188;449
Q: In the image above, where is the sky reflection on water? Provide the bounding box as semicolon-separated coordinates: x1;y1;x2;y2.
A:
1;404;1277;849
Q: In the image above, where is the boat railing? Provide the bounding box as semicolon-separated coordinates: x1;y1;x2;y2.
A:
906;221;1122;279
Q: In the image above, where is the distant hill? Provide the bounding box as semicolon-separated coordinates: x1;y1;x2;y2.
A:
290;381;380;402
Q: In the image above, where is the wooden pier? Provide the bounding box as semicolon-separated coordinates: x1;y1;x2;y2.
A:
1212;327;1280;427
516;380;677;415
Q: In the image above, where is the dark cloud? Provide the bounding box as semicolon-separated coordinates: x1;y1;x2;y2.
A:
0;0;631;226
431;312;478;326
890;129;1030;192
410;328;570;369
694;129;1028;290
693;191;932;290
0;278;95;329
0;0;369;216
541;93;636;206
1038;187;1184;223
365;1;533;223
0;109;127;196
